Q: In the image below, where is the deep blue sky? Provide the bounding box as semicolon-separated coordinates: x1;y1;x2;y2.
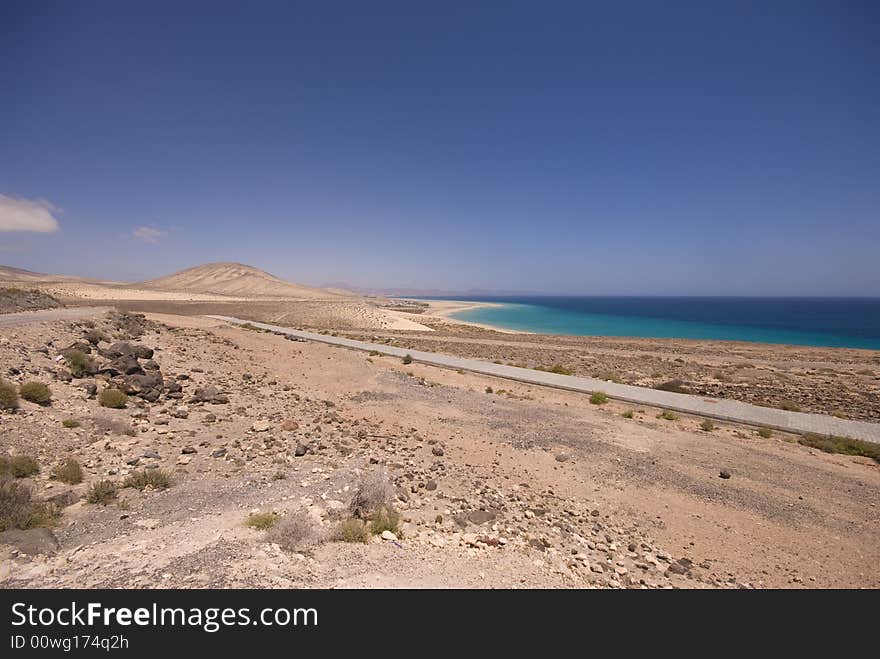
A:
2;1;878;295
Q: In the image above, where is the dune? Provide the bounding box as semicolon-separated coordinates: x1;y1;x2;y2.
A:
140;262;348;299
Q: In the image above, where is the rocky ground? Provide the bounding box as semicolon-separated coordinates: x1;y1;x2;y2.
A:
0;287;61;314
1;310;878;588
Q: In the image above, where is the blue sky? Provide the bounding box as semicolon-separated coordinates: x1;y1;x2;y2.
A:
2;1;878;295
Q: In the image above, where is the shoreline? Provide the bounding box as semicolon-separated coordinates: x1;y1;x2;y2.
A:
401;298;531;334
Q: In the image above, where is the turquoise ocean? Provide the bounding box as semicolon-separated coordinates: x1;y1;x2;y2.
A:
418;297;880;350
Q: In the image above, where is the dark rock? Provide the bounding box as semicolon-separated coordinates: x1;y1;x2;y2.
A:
104;341;134;358
181;446;197;454
210;448;226;458
294;443;308;457
425;480;437;491
719;470;731;479
190;386;229;404
132;345;154;360
432;446;445;457
78;382;98;397
142;360;160;371
555;453;569;462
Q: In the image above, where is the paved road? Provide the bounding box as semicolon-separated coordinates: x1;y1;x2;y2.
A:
211;315;880;444
0;306;111;327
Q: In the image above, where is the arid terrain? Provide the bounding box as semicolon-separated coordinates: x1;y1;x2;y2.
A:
1;263;878;589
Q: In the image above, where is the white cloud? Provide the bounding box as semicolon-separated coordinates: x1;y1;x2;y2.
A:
0;194;60;233
133;225;166;244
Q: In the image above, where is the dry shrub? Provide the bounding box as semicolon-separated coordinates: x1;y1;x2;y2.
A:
332;518;370;543
0;379;20;411
86;480;118;505
123;469;171;490
52;458;83;485
19;381;51;405
267;510;322;552
349;468;395;519
0;477;58;531
0;454;39;478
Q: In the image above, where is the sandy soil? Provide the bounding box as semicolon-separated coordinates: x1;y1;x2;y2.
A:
1;310;877;588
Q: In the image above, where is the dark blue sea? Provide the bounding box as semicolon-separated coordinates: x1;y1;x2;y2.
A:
418;297;880;350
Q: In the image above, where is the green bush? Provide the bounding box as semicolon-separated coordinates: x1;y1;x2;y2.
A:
0;379;18;411
621;410;634;419
757;426;773;439
123;469;171;490
402;354;413;365
64;350;95;377
52;458;83;485
700;419;715;432
62;419;81;428
657;410;679;421
799;433;880;463
0;454;39;478
590;391;608;405
332;518;370;543
245;512;280;530
485;386;494;394
98;388;128;409
0;477;58;531
86;480;118;505
19;381;51;406
778;400;801;412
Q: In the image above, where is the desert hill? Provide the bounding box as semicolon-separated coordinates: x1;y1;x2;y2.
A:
141;262;348;299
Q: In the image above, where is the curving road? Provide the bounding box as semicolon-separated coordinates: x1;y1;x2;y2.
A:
210;315;880;444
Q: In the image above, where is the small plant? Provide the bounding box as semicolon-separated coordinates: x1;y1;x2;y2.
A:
757;426;773;438
86;480;118;505
778;400;801;412
369;506;401;536
590;391;608;405
798;433;880;463
267;510;322;552
485;386;494;394
369;350;380;356
272;471;286;481
349;468;395;519
64;350;95;377
0;379;19;411
98;388;128;409
621;410;634;419
332;518;370;543
535;364;573;376
402;354;413;365
62;418;81;428
52;458;83;485
123;469;171;490
831;410;848;419
19;381;51;406
0;477;59;531
0;454;39;478
245;512;280;530
657;410;679;421
700;419;715;432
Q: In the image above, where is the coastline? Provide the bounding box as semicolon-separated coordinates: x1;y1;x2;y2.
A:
403;298;530;334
